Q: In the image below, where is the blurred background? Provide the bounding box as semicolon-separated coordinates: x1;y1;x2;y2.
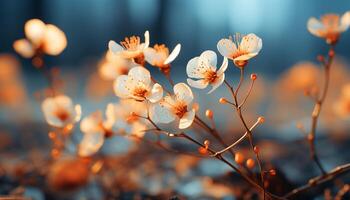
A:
1;0;350;199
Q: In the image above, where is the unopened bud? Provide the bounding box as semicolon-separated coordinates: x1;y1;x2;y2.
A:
246;158;256;169
219;98;227;104
205;109;213;119
269;169;276;176
258;116;265;124
254;146;260;154
198;147;208;155
193;103;200;112
250;73;257;81
308;134;314;141
317;55;324;62
329;49;335;58
234;152;245;165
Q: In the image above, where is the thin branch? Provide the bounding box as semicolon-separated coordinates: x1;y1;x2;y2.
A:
308;46;334;175
211;118;261;157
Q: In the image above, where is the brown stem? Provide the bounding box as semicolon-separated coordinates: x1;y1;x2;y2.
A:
308;46;334;175
172;132;284;200
227;67;266;199
194;115;235;157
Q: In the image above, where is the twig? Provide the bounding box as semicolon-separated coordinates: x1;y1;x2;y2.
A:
211;118;261;157
307;46;334;175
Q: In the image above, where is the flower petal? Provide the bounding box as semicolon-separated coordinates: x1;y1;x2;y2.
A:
200;50;217;70
217;38;237;58
217;57;228;75
79;131;104;157
74;104;82;122
80;111;103;134
208;73;225;94
128;66;151;87
307;17;324;37
144;47;165;65
187;78;209;89
13;39;35;58
186;57;203;79
234;53;258;61
239;33;262;56
114;75;130;98
164;44;181;65
174;83;193;104
179;109;195;129
340;11;350;31
109;40;124;54
149;101;176;124
24;19;46;46
144;30;150;49
147;83;163;103
42;24;67;56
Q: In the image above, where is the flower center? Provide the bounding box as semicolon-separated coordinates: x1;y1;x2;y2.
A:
133;87;148;99
120;36;141;51
55;108;70;122
229;33;249;59
173;102;188;118
154;44;169;55
321;14;340;31
204;70;218;84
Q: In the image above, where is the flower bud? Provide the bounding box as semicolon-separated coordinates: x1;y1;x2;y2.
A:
219;98;227;104
246;158;255;169
269;169;276;176
253;146;259;154
328;49;335;58
205;109;213;119
258;116;265;124
250;73;257;81
234;152;245;165
198;147;208;155
317;55;324;62
308;134;314;141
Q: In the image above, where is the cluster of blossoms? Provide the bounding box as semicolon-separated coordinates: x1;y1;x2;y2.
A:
12;10;350;198
13;19;67;59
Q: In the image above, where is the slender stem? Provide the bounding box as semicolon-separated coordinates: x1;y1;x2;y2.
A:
211;118;260;157
172;132;284;200
239;78;255;108
194;115;235;157
308;46;334;175
235;67;245;96
228;67;266;199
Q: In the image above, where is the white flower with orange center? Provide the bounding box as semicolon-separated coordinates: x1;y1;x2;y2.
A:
186;50;228;93
42;95;81;128
307;11;350;44
114;66;163;103
217;33;262;67
108;31;150;65
13;19;67;58
78;105;118;157
98;51;137;81
105;100;148;136
144;44;181;72
150;83;195;129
